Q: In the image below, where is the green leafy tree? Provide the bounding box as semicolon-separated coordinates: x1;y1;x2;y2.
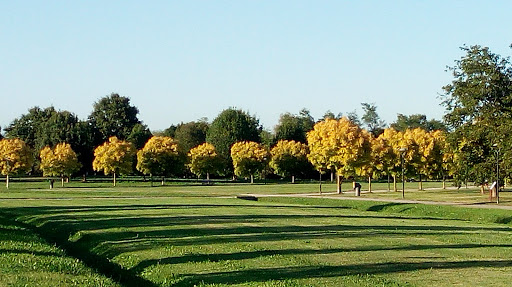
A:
361;103;386;137
93;136;135;186
441;45;512;189
274;109;314;143
88;93;141;143
174;120;209;153
206;108;261;174
128;123;152;149
391;114;446;132
231;141;268;183
0;138;33;188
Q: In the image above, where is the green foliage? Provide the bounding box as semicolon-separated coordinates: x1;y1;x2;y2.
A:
391;114;446;132
127;123;152;149
361;102;386;137
174;120;209;153
274;109;314;143
442;45;512;185
88;93;141;143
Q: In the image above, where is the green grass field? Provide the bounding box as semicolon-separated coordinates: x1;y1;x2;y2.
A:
1;182;512;286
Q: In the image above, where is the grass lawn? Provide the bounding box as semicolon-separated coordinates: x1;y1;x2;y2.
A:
1;183;512;286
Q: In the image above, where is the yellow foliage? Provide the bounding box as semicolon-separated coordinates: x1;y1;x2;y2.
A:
0;138;33;176
136;136;179;175
93;136;135;175
270;140;308;177
306;118;371;177
230;141;268;178
188;143;221;178
39;143;81;177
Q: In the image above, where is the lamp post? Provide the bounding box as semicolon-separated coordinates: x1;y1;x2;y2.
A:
492;144;500;204
399;147;407;199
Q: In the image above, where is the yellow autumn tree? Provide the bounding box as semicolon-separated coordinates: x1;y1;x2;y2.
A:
373;128;403;191
402;128;445;190
137;136;180;185
93;136;135;186
188;143;222;180
230;141;269;184
40;143;81;188
270;140;310;183
0;138;33;189
307;118;372;194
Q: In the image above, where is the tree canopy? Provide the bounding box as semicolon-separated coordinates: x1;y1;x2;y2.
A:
136;136;180;179
0;138;33;188
89;93;142;143
188;143;222;180
442;45;512;186
230;141;268;183
39;143;81;186
92;136;136;186
274;109;314;143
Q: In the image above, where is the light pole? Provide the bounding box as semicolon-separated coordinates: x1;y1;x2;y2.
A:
399;147;407;199
492;144;500;204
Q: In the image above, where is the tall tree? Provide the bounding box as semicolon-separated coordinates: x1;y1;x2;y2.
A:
391;114;446;132
361;103;386;137
88;93;141;143
92;136;136;186
274;109;314;143
307;118;371;193
127;123;152;149
441;45;512;189
206;108;261;174
0;138;33;188
174;120;209;153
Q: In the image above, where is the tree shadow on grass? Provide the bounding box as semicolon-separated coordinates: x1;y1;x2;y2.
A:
130;243;512;274
172;259;512;286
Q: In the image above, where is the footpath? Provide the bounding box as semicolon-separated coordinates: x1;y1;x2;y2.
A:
245;190;512;210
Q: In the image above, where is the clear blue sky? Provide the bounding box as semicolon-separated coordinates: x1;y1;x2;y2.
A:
1;1;511;132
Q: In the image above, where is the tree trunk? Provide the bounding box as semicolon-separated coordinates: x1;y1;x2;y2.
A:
336;174;342;194
113;172;117;187
419;174;423;190
49;179;54;189
61;176;65;187
319;172;322;194
393;175;397;192
387;174;390;191
161;176;165;186
291;175;295;184
150;174;153;187
207;172;210;181
331;171;334;183
442;175;446;190
368;176;372;193
6;174;9;189
250;174;254;184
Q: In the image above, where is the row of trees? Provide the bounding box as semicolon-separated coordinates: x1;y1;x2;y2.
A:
0;117;449;192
